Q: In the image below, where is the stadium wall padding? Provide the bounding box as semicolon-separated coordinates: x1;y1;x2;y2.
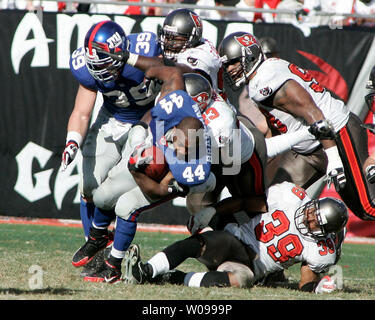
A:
1;9;375;236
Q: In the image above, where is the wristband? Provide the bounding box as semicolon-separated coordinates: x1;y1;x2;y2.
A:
66;131;83;148
127;52;139;67
324;146;342;170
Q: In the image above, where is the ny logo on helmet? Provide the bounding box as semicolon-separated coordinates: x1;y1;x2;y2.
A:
235;34;257;47
107;32;123;49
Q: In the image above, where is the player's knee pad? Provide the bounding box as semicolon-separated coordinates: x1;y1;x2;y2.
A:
217;261;254;288
115;189;149;220
92;187;117;211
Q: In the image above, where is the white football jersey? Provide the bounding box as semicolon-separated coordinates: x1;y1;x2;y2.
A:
225;182;339;282
248;58;350;154
176;39;222;92
203;93;254;165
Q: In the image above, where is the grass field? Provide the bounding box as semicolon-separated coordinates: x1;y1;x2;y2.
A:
0;223;375;302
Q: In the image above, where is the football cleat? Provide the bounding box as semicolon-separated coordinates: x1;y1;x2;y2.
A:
83;260;122;284
123;244;151;284
79;247;111;277
72;228;113;268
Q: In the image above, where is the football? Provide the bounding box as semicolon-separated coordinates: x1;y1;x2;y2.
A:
141;146;169;182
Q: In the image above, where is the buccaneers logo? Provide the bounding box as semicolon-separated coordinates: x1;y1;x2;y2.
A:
190;12;202;29
235;34;257;47
187;57;198;66
259;86;273;96
192;92;210;107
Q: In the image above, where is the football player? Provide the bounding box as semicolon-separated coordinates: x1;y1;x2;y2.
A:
218;31;375;222
79;65;215;283
123;181;348;293
183;73;319;232
61;21;162;272
158;8;223;95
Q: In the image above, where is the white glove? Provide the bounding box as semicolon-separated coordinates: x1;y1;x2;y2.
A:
189;207;216;235
315;275;337;294
308;119;336;140
61;132;82;172
128;138;153;172
61;141;79;171
325;146;346;191
366;164;375;184
167;179;189;196
127;121;149;150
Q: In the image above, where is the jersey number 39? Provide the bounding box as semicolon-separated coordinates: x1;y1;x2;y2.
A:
254;210;304;263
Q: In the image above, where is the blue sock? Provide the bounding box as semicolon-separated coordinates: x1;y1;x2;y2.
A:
80;198;95;238
113;217;137;252
92;207;116;228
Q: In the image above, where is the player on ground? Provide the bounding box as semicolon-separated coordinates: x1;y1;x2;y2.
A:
124;181;348;293
219;31;375;221
61;21;162;273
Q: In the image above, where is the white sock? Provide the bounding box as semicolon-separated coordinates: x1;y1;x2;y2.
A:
147;252;170;278
110;247;126;259
184;272;207;287
92;222;107;230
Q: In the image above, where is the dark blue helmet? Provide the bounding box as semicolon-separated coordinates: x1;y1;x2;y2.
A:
84;20;128;82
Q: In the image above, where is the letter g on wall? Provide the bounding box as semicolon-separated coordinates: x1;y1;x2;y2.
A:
14;142;54;202
14;141;81;209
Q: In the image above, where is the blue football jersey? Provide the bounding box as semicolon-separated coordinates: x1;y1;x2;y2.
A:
149;90;212;186
69;31;162;123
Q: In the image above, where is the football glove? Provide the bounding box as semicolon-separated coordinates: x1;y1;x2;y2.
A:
366;164;375;184
325;146;346;191
127;121;149;150
167;179;189;196
315;275;337;294
326;167;346;191
308;119;336;140
91;41;130;63
61;140;79;171
128;141;153;173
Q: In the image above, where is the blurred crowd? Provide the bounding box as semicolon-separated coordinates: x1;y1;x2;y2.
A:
1;0;375;27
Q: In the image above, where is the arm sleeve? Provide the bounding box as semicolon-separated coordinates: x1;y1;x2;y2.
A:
265;127;315;158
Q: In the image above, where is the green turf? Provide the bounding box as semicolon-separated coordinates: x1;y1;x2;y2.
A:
0;224;374;300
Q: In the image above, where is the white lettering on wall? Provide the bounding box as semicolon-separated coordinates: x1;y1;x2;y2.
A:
14;142;54;202
56;14;111;69
54;156;81;209
14;141;81;208
11;13;53;74
10;13;254;73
